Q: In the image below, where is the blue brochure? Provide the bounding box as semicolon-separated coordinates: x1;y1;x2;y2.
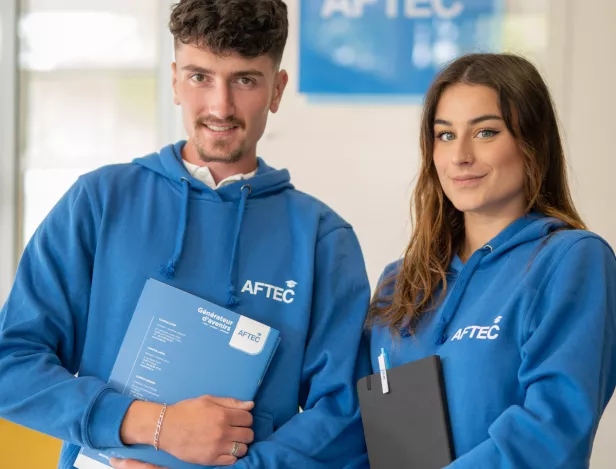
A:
74;278;280;469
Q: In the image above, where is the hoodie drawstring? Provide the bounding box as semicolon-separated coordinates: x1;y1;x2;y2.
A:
226;184;251;307
434;244;493;344
160;177;190;278
160;179;251;308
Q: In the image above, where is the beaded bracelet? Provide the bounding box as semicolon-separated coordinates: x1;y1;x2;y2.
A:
153;403;167;451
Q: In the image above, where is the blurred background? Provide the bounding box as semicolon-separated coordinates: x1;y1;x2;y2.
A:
1;0;615;467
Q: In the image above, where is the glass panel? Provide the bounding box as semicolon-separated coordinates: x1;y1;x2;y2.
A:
18;0;161;245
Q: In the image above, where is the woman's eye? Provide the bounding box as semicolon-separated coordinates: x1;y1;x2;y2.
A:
477;129;499;139
437;132;455;142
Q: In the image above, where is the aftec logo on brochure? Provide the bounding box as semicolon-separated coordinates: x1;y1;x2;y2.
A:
229;316;271;355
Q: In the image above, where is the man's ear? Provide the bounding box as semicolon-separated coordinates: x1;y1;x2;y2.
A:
270;70;289;113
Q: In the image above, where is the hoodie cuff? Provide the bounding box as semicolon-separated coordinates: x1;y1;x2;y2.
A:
85;388;135;449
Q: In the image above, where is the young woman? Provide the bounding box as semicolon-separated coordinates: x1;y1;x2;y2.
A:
368;53;616;468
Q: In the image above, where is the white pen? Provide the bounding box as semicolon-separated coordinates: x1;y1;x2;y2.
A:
378;348;390;394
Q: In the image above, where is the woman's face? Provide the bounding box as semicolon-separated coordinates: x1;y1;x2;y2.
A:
432;83;526;219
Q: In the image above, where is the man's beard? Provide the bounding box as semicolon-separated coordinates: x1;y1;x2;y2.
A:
193;116;245;164
194;139;245;164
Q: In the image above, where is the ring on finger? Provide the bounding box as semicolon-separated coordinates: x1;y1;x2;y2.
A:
230;441;240;457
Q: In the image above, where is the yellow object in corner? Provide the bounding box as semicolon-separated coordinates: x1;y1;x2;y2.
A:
0;419;61;469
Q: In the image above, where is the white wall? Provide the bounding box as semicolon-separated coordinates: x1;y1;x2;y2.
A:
563;0;616;249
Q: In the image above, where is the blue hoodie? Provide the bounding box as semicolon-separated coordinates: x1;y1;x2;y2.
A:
370;214;616;468
0;141;371;469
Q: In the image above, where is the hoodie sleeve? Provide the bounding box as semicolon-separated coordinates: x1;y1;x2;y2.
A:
446;236;616;469
0;178;134;449
229;226;372;469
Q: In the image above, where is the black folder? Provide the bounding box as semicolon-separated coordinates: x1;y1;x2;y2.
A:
357;355;454;469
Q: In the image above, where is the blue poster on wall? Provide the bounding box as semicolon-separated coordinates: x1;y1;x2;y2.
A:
299;0;503;96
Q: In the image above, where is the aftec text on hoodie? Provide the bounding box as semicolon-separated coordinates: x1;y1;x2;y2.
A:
0;141;372;469
371;214;616;469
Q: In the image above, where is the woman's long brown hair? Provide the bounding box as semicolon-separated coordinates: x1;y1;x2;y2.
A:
368;53;585;336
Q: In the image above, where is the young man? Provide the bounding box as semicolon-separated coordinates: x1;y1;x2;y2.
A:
0;1;371;468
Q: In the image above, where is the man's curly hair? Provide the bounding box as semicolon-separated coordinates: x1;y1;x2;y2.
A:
169;0;288;65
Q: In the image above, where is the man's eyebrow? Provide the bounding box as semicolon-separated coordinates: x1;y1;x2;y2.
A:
181;65;265;78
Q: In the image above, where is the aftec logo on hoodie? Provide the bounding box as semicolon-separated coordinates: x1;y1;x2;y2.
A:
240;279;297;304
450;316;503;342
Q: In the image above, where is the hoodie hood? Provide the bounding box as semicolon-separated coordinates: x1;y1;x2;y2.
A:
132;141;294;306
430;212;568;344
134;140;292;201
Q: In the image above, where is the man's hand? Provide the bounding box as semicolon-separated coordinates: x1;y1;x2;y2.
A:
120;395;254;466
110;458;166;469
